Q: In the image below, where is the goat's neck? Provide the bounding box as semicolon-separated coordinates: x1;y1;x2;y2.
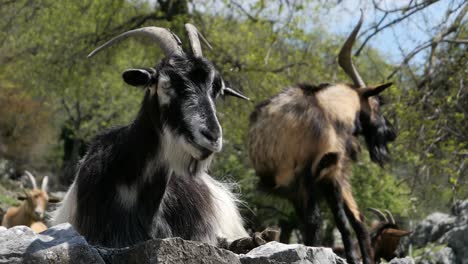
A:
129;93;161;158
15;202;35;226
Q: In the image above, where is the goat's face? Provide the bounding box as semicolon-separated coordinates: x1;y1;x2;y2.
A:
372;224;412;261
123;55;227;160
88;25;248;162
24;189;49;221
357;83;396;166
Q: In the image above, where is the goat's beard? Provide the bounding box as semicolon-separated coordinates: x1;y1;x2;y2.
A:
161;127;214;177
360;117;396;166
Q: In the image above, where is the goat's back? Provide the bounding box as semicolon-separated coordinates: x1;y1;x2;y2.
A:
248;83;360;188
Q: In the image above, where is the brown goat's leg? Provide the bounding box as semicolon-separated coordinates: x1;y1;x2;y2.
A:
302;184;322;246
344;203;374;264
297;161;322;246
323;181;359;264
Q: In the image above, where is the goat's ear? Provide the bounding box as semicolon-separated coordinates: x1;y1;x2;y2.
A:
122;68;155;87
385;228;412;237
360;82;393;98
41;176;49;192
223;87;250;101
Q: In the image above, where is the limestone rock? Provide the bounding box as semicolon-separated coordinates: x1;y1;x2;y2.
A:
0;223;104;264
440;225;468;264
239;241;346;264
411;213;456;248
96;237;241;264
389;257;415;264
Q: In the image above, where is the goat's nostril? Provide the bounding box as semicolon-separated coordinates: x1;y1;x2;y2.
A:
200;129;218;142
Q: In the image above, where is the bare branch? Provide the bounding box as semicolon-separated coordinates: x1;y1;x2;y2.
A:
442;39;468;44
245;62;310;73
356;1;440;56
229;0;259;22
387;4;467;80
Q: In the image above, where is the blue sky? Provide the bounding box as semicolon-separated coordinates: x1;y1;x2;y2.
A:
319;0;459;65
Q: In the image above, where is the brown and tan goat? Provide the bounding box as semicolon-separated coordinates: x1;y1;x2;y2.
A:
367;208;412;262
247;12;396;264
2;171;50;233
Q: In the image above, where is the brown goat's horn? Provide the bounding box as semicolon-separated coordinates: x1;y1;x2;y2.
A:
367;207;387;222
338;10;366;88
185;23;213;57
384;209;396;224
24;170;37;190
87;27;183;58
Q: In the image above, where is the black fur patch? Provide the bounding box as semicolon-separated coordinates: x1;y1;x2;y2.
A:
359;112;396;166
296;83;330;95
314;153;339;179
153;174;214;240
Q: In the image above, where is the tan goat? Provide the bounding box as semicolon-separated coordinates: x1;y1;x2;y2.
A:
2;171;50;233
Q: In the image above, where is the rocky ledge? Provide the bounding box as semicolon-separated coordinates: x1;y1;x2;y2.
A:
3;198;466;264
0;223;348;264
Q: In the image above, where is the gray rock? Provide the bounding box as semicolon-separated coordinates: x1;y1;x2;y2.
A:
0;223;104;264
411;213;456;248
0;224;348;264
239;241;346;264
452;200;468;216
440;225;468;264
390;257;415;264
433;247;456;264
96;237;241;264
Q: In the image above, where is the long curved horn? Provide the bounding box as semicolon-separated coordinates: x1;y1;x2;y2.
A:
338;10;366;88
24;170;37;189
384;209;396;224
41;176;49;193
87;27;183;58
367;207;387;222
184;23;213;57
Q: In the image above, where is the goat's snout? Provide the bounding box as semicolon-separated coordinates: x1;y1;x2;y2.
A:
34;208;45;219
200;128;220;144
198;127;222;151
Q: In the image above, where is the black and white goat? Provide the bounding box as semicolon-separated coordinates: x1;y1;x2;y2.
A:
53;24;251;248
247;13;396;264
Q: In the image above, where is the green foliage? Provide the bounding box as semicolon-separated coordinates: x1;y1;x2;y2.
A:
0;179;21;209
352;154;412;218
389;40;468;215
